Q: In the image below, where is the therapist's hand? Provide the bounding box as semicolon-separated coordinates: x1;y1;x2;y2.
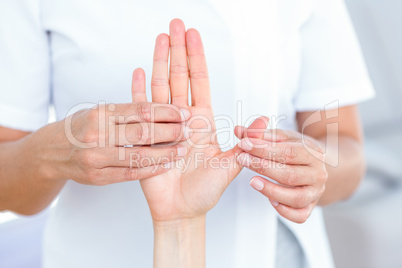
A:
235;120;328;224
38;90;191;186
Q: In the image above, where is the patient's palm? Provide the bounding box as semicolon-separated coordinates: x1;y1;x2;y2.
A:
139;21;241;222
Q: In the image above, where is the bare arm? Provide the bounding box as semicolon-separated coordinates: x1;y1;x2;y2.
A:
0;98;192;216
296;105;365;206
0;125;66;215
153;217;206;268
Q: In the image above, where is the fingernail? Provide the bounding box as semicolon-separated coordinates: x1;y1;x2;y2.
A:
180;109;191;121
183;126;192;139
237;153;251;167
250;177;264;191
177;146;187;157
239;139;253;151
163;162;175;169
270;200;279;207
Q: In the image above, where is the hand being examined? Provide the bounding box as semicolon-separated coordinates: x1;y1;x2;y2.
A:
132;19;244;223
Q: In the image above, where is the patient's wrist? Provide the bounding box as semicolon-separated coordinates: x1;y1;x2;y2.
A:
153;215;206;268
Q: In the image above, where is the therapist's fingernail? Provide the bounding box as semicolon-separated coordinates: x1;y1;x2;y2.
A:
183;126;192;139
177;146;187;157
239;139;253;151
180;108;191;120
250;177;264;191
237;153;251;167
270;200;279;207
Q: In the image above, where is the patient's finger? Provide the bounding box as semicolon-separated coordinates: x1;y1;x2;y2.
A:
169;19;189;106
131;68;147;103
151;34;170;104
186;28;211;107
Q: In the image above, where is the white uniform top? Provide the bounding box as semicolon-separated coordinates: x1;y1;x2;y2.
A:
0;0;374;267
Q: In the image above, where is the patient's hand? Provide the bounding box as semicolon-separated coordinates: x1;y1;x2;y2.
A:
134;20;242;223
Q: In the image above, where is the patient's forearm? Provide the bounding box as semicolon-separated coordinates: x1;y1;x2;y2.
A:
153;215;206;268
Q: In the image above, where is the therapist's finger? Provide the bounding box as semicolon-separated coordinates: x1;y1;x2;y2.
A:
235;116;269;139
115;123;191;146
96;163;174;185
248;176;320;208
102;145;187;168
234;116;270;140
260;129;302;142
186;28;211;107
111;103;191;123
151;33;170;104
234;126;246;140
169;19;189;106
271;200;316;224
238;138;323;165
249;176;316;223
237;153;319;187
131;68;147;103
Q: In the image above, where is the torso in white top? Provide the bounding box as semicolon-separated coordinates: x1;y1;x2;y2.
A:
0;0;375;267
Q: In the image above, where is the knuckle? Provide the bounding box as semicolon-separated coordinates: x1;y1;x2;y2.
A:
126;168;139;181
282;146;296;163
190;71;209;80
298;215;308;224
82;129;98;143
151;78;169;88
284;169;299;185
87;106;99;121
303;209;311;222
295;209;310;224
172;125;183;141
133;125;145;142
167;107;178;120
80;150;97;168
266;185;276;198
133;148;147;159
141;124;150;141
136;103;151;121
318;168;329;184
86;169;100;185
295;193;309;208
261;147;271;159
170;64;188;75
256;163;266;176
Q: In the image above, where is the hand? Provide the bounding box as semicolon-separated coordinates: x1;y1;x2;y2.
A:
36;82;192;186
137;19;243;223
235;120;328;223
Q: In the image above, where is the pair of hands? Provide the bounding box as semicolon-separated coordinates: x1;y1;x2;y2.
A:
135;19;328;224
55;19;327;224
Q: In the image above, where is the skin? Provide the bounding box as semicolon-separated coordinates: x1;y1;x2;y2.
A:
136;20;249;268
234;106;364;223
140;19;366;267
0;77;193;215
0;17;365;267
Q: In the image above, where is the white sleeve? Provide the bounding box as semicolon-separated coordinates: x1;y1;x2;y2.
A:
293;0;375;111
0;0;50;132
